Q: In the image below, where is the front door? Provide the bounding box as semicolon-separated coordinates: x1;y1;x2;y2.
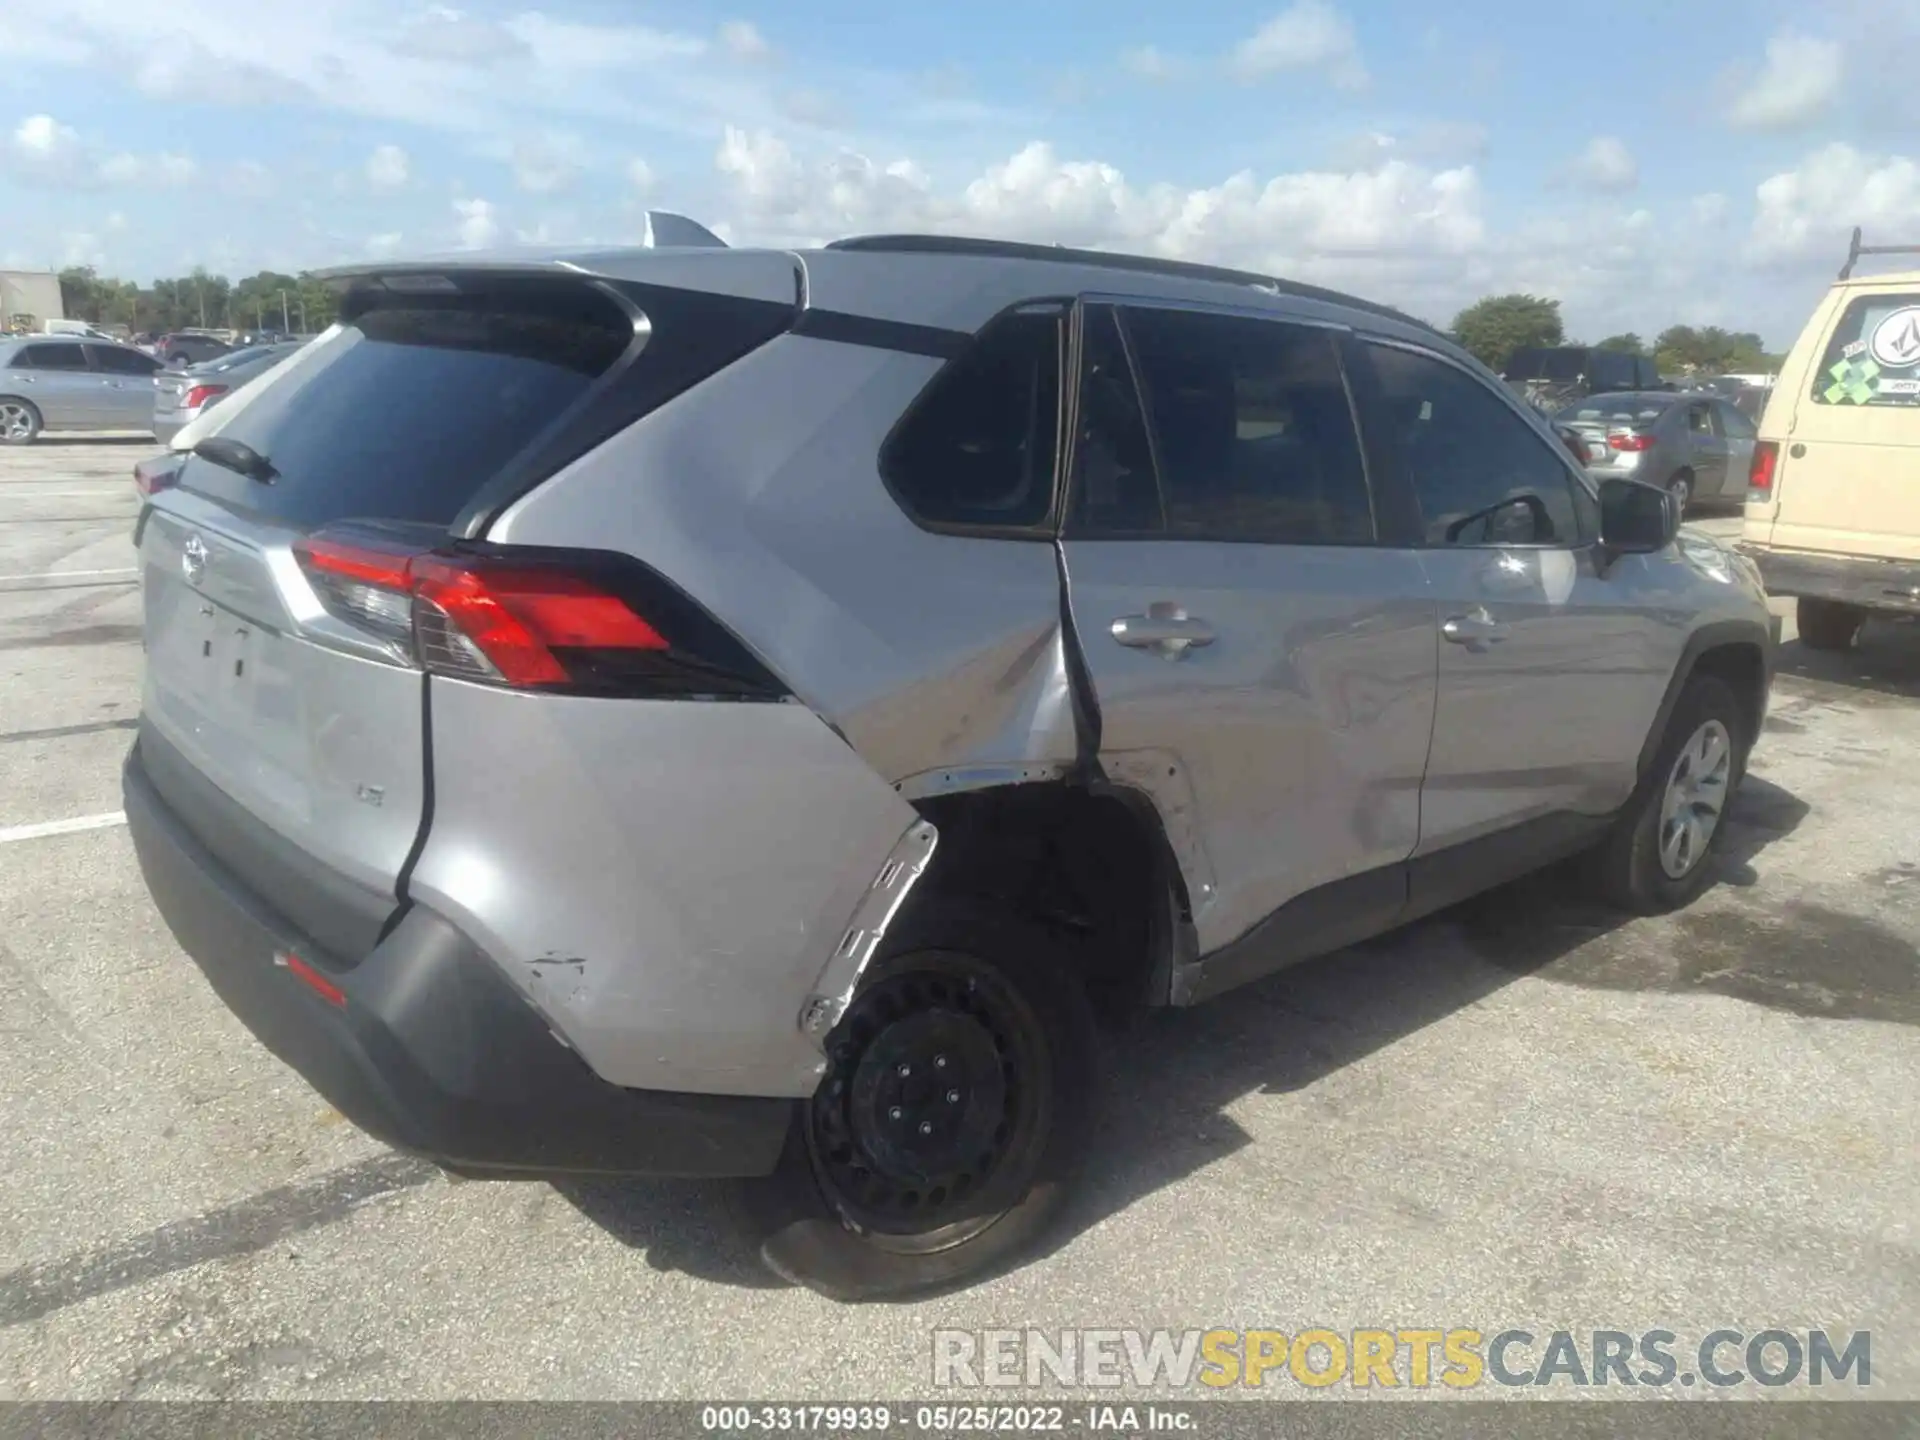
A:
1058;301;1437;982
1354;338;1672;901
6;342;102;428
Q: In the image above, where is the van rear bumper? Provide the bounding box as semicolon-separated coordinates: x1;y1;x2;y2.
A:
1742;545;1920;615
123;739;794;1179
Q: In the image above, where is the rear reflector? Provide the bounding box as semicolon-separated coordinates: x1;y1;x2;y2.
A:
293;528;780;699
276;950;347;1007
183;383;229;410
1748;440;1779;499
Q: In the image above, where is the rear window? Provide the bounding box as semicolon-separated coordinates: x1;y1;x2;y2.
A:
177;278;790;529
1812;294;1920;408
1557;394;1671;426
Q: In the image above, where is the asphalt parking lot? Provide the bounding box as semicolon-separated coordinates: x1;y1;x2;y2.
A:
1;438;1916;1403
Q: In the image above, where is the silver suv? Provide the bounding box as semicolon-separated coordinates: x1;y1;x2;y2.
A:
124;228;1775;1300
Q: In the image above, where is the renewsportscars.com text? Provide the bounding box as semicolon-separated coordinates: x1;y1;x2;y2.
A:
931;1328;1871;1391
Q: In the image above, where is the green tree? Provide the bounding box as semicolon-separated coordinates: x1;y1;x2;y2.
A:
1654;324;1772;376
1596;332;1647;356
1450;294;1565;372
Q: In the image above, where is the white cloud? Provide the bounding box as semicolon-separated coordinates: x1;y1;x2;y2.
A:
628;157;655;194
367;232;405;256
509;134;582;193
1691;193;1730;228
96;150;198;187
1727;32;1844;131
1564;136;1638;193
61;231;104;268
366;143;410;190
392;6;530;65
1752;143;1920;263
714;129;1483;278
132;39;307;104
1121;47;1187;82
453;196;500;248
105;211;127;232
1230;1;1368;89
223;160;276;197
719;20;771;61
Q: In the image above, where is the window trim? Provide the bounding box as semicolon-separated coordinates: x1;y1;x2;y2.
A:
1354;334;1599;551
1058;297;1388;548
873;298;1072;542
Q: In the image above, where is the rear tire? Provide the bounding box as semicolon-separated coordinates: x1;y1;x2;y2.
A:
732;900;1096;1301
1666;469;1693;514
0;398;41;445
1796;597;1867;652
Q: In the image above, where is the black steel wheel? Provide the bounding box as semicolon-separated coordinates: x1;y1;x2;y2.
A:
733;901;1095;1300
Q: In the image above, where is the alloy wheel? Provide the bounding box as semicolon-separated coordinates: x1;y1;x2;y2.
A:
1659;718;1732;879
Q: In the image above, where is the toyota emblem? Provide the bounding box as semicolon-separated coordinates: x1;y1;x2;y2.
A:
181;534;208;586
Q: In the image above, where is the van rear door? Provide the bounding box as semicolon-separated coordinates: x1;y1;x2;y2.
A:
1762;284;1920;561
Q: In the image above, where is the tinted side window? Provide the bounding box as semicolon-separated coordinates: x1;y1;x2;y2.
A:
1114;307;1373;544
1366;342;1580;547
15;344;89;371
90;345;160;375
882;308;1062;530
1065;306;1161;534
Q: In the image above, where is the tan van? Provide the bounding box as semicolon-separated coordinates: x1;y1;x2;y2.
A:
1741;231;1920;650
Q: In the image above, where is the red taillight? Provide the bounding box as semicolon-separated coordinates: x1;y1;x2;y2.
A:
410;558;667;687
133;455;182;497
293;533;672;690
183;383;229;410
1748;440;1779;499
1607;432;1655;452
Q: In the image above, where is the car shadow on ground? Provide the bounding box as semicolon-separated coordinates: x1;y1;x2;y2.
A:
1771;621;1920;704
561;775;1850;1295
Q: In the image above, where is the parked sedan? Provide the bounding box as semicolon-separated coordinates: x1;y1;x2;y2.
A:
0;335;164;442
152;341;304;444
1554;390;1759;512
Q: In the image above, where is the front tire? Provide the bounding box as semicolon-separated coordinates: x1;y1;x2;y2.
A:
1594;675;1746;914
1796;597;1867;652
733;901;1096;1301
0;398;41;445
1666;469;1693;514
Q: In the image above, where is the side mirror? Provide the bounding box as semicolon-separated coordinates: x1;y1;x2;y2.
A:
1598;476;1678;556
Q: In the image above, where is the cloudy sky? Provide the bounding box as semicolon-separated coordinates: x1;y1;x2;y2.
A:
4;0;1918;347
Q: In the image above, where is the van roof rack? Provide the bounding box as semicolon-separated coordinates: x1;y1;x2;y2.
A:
824;233;1441;337
1839;227;1920;280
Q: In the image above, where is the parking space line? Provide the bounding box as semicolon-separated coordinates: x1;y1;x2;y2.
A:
0;812;128;845
0;567;138;582
0;568;139;594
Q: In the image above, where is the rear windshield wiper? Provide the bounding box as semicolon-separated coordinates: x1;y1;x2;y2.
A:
191;436;279;485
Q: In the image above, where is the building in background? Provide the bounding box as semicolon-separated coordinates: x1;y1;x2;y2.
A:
1;270;64;334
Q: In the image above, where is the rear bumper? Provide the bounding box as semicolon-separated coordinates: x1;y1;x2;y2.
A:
150;415;187;446
1741;545;1920;615
123;739;794;1179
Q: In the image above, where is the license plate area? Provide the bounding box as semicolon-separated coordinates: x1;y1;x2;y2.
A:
180;592;262;718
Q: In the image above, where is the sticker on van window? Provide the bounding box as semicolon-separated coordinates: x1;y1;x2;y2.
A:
1842;339;1868;359
1878;377;1920;396
1825;357;1880;404
1869;306;1920;369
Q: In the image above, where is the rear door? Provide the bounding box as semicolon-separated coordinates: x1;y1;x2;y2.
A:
1681;397;1728;497
1058;301;1437;973
1358;338;1666;870
137;275;669;954
1767;287;1920;560
9;342;101;427
86;343;162;428
1713;399;1757;499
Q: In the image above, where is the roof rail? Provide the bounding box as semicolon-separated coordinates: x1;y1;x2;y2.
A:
824;233;1441;337
1839;227;1920;281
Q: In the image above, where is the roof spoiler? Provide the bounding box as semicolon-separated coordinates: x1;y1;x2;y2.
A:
636;211;728;248
1839;227;1920;281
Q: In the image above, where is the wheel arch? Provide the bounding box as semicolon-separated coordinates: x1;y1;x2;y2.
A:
1635;620;1773;780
